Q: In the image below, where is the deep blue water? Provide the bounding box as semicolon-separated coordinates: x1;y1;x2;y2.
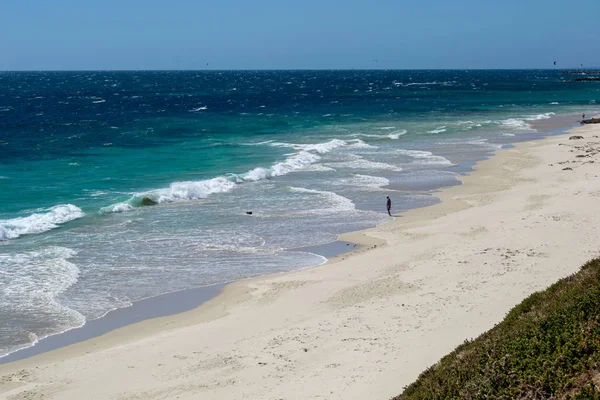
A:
1;70;599;358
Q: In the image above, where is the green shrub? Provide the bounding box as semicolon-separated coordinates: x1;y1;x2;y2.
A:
394;259;600;400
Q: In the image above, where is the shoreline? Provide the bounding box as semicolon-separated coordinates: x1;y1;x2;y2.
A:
0;112;582;363
0;114;581;364
0;283;225;364
2;116;600;399
0;240;360;364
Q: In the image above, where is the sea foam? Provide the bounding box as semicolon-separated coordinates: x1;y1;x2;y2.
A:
0;205;84;240
102;138;356;213
396;149;453;166
498;112;554;130
0;247;85;358
332;174;390;191
427;126;447;134
289;187;356;213
352;130;407;140
326;155;402;171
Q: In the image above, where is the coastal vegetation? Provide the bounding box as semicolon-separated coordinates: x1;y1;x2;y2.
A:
394;259;600;399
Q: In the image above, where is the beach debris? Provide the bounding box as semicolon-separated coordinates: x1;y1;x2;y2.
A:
569;135;584;140
562;167;573;171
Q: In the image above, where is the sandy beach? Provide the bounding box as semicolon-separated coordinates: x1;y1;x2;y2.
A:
2;121;600;399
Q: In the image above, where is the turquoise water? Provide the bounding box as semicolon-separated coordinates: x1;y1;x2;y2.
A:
1;70;599;358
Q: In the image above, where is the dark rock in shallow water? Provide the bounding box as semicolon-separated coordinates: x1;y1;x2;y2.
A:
581;118;600;125
569;135;584;140
140;197;158;206
246;211;253;215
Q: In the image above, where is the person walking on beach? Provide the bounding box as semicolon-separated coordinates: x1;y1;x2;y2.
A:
386;196;392;216
582;113;586;121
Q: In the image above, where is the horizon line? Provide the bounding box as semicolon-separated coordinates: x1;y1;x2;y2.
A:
1;67;599;73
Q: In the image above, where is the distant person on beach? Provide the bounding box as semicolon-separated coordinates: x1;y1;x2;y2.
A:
386;196;392;216
582;113;586;121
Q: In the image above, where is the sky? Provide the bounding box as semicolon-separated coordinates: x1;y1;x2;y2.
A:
1;0;599;70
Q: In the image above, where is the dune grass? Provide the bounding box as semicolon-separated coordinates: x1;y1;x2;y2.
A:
394;259;600;399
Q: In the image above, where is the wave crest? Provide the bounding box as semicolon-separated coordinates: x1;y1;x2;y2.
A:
101;177;237;213
352;130;407;140
396;149;453;166
101;138;360;213
0;205;84;240
289;187;356;213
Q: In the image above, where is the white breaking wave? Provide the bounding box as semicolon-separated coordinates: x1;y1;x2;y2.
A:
332;174;390;191
427;126;447;134
498;112;554;130
241;151;321;180
270;138;352;153
100;202;135;214
189;106;208;112
0;246;85;358
396;149;453;166
237;139;368;179
526;112;555;121
289;187;356;213
499;118;529;129
101;138;359;213
0;205;85;240
101;177;237;213
326;155;402;171
395;81;449;86
352;174;390;189
352;130;407;140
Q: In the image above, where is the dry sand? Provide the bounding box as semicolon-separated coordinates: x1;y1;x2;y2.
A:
2;123;600;400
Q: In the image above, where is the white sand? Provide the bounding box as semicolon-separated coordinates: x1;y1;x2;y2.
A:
2;124;600;400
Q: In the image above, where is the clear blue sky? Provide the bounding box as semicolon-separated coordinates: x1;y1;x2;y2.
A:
1;0;599;70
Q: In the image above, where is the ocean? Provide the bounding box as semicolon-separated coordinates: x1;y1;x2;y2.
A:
0;70;598;358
